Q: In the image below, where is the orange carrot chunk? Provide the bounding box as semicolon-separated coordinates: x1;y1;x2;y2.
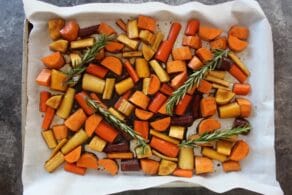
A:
148;92;167;113
229;64;248;83
167;22;182;46
95;121;118;143
135;108;154;121
140;159;160;175
150;117;171;132
175;94;192;116
42;107;55;130
228;35;248;52
129;91;150;110
233;83;251;95
160;83;174;96
222;160;241;172
60;20;80;41
148;74;161;95
171;71;187;89
53;125;68;140
172;46;192;61
155;40;173;63
116;19;127;32
98;22;116;35
105;41;124;53
198;118;221;135
124;60;139;83
98;159;118;176
64;162;86;175
150;136;179;158
229;140;249;161
40;91;51;112
196;47;213;64
182;35;202;49
85;114;103;137
41;52;65;69
64;145;82;163
200;96;217;117
197;79;212;94
101;56;123;75
137;15;156;32
166;60;186;74
77;153;99;169
36;69;51;86
188;56;203;71
75;92;95;115
195;156;214;174
64;109;87;132
236;98;252;117
86;63;109;78
185;19;200;35
134;120;149;140
198;26;222;41
210;37;227;50
229;25;249;40
173;168;193;178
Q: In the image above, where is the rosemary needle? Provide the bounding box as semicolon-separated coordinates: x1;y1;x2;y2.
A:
166;49;229;115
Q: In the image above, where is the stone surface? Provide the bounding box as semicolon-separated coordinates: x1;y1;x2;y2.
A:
0;0;290;194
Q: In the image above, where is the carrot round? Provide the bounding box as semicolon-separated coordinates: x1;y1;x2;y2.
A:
185;19;200;36
95;121;118;143
150;117;171;132
64;162;86;175
135;108;154;120
60;20;79;41
236;98;252;117
198;26;222;41
229;140;249;161
41;52;65;69
148;92;167;113
229;25;249;40
150;136;179;158
98;159;118;176
140;159;159;175
134;120;149;140
105;41;124;53
198;118;221;135
233;83;251;95
101;56;123;75
64;108;87;132
85;114;103;137
40;91;51;112
42;107;55;130
64;145;82;163
175;94;192;116
124;60;139;83
86;63;109;79
173;168;193;178
228;35;248;52
77;153;99;169
148;74;161;95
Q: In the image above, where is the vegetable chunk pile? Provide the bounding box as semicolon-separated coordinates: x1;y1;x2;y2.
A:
36;15;252;177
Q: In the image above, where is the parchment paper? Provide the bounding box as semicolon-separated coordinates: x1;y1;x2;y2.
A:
22;0;283;194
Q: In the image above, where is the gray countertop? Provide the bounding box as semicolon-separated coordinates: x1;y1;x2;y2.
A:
0;0;291;194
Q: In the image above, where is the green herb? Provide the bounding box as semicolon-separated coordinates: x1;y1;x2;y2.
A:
166;49;229;115
65;34;114;85
180;125;251;147
86;98;147;147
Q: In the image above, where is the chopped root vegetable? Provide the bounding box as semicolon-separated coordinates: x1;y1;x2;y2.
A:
229;64;248;83
148;74;161;95
95;121;119;143
64;162;86;175
229;25;249;40
53;125;68;141
150;136;179;158
198;26;222;41
185;19;200;36
105;41;124;53
210;37;227;50
150;117;171;132
129;91;150;110
222;160;241;172
137;15;156;32
101;56;123;75
135;108;154;120
64;109;87;132
182;35;202;49
196;47;213;64
172;46;192;61
134;120;149;139
64;145;82;163
166;60;187;74
160;83;174;96
233;83;251;95
200;96;217;117
228;35;248;52
98;159;119;176
85;114;103;137
42;107;55;130
60;20;79;41
236;98;252;117
77;153;99;169
140;159;160;175
229;140;249;161
171;71;187;89
195;157;214;174
197;79;212;94
98;22;116;35
41;52;65;69
188;56;203;71
36;69;51;87
148;92;167;113
86;63;109;78
198;118;221;135
75;91;95;115
40;91;51;112
175;94;192;116
173;169;193;178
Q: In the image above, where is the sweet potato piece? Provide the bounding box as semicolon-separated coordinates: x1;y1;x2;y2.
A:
41;52;65;69
98;159;118;176
148;74;161;95
64;109;87;132
85;114;103;137
166;60;186;74
200;97;217;117
171;71;187;89
105;41;124;53
137;15;156;32
129;91;150;110
98;23;116;35
175;94;192;116
101;56;123;75
172;47;192;61
222;160;241;172
135;108;154;120
198;26;222;41
77;153;99;169
60;20;79;41
182;35;201;49
134;120;149;140
36;69;51;87
229;25;249;40
228;35;248;52
48;18;65;40
236;98;252;117
140;159;159;175
210;37;227;50
229;140;249;161
198;118;221;135
196;48;213;64
195;157;214;174
188;56;203;71
64;145;82;163
197;79;212;94
150;117;171;132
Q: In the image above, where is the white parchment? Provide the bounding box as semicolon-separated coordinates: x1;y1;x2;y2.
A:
22;0;283;194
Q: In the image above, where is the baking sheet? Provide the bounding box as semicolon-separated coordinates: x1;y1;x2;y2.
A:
22;0;283;194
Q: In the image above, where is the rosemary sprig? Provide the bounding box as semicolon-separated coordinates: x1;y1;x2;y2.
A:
180;125;251;147
65;34;114;85
86;98;147;147
166;49;229;115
